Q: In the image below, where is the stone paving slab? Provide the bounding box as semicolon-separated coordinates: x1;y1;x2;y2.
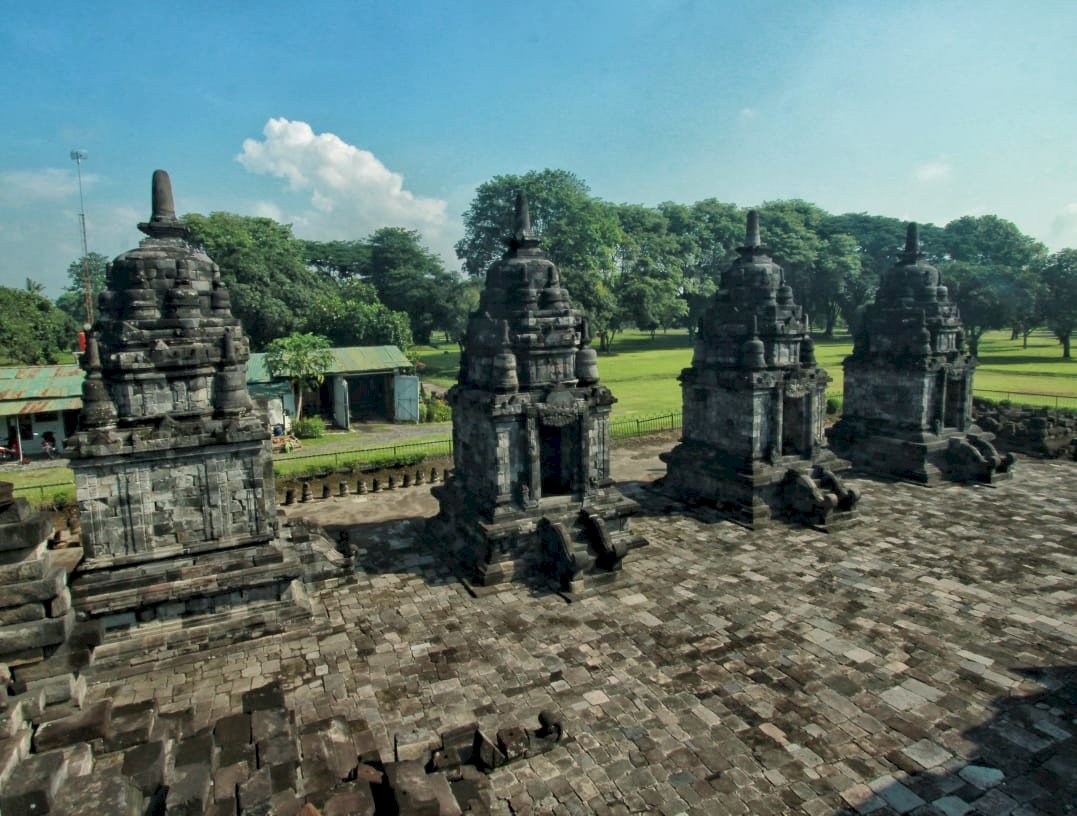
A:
83;442;1076;815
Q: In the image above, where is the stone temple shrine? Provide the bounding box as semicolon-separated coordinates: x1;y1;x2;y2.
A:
66;171;335;657
659;211;860;529
828;223;1015;484
428;193;644;595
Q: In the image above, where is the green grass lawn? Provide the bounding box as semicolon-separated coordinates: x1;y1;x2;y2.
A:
416;327;1077;414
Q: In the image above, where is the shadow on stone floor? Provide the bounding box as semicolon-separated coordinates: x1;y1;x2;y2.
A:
833;665;1075;816
320;516;567;601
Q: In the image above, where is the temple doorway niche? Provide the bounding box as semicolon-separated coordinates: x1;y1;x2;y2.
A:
540;423;572;496
944;377;965;429
782;394;808;456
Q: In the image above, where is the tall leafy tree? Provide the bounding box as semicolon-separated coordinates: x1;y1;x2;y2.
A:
302;230;455;344
662;199;742;340
0;286;78;365
305;280;413;351
444;278;483;349
55;252;109;326
942;215;1048;352
365;228;455;344
264;333;334;420
1040;248;1077;359
299;239;371;280
184;213;336;350
939;262;1013;356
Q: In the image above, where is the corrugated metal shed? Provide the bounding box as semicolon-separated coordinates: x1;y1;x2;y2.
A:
0;346;413;417
248;346;412;380
0;365;83;417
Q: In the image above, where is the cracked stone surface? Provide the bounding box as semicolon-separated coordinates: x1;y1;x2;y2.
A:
79;440;1076;815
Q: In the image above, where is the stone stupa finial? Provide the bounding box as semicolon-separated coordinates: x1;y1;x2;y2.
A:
746;210;761;248
901;222;922;263
138;170;190;239
509;191;540;252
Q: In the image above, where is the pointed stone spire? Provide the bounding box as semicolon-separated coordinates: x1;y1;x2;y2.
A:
509;191;541;252
138;170;190;239
901;222;922;263
80;336;117;429
746;210;761;248
738;210;767;257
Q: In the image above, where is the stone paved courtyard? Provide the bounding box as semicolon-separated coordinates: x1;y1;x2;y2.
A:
83;441;1076;815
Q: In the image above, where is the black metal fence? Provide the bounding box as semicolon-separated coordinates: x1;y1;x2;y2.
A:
274;437;454;477
609;412;681;440
974;389;1077;411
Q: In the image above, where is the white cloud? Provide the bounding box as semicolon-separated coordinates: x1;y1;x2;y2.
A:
1048;202;1077;250
0;167;102;206
236;118;454;260
738;107;758;123
912;160;952;183
250;200;285;221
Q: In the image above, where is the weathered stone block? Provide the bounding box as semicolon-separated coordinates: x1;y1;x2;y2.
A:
395;727;439;763
32;698;112;752
384;759;441;816
166;759;213;814
122;739;167;794
321;780;377;816
0;748;68;816
0;603;45;626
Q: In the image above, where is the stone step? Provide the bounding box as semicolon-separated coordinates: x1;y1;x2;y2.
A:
71;548;301;618
85;597;309;675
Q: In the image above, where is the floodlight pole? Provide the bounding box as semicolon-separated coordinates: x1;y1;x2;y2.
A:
70;149;94;326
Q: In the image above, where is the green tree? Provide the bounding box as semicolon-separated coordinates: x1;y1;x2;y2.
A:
306;280;413;351
0;286;78;365
611;203;689;336
1040;248;1077;359
366;228;455;344
184;213;336;349
303;230;455;344
939;262;1013;356
299;239;371;280
661;199;742;340
944;215;1046;269
55;252;109;326
444;278;483;349
941;215;1048;352
265;333;334;420
456;170;622;349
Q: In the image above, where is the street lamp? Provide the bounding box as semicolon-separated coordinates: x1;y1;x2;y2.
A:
70;149;93;326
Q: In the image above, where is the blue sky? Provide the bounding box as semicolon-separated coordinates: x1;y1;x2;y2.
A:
2;0;1075;297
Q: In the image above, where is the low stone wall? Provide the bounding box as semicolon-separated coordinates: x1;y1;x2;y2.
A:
972;398;1077;459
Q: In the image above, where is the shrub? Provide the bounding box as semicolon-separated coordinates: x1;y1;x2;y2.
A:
293;416;327;439
422;396;452;423
825;396;843;415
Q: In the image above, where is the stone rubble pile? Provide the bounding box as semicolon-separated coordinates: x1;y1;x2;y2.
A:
973;398;1077;459
0;679;564;816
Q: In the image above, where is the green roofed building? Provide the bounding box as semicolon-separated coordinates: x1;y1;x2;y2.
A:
1;345;418;457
